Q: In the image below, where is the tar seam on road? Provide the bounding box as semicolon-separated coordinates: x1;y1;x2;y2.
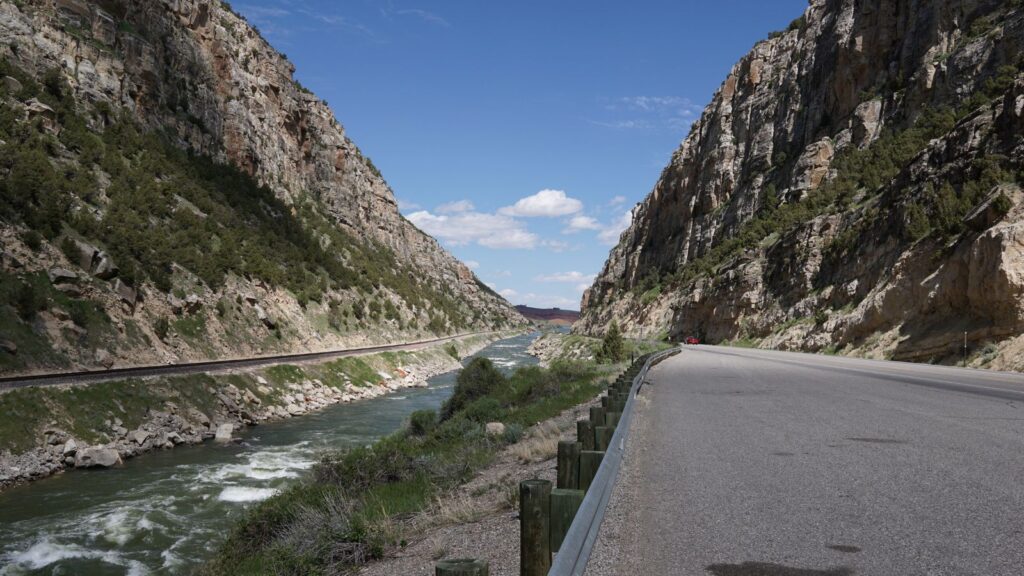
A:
548;347;680;576
0;331;498;390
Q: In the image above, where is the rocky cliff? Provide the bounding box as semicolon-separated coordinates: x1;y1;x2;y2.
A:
578;0;1024;369
0;0;524;374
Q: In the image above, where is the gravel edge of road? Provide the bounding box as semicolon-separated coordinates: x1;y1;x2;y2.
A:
583;376;655;576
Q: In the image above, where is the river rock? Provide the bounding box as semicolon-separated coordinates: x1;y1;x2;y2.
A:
214;423;234;442
62;439;77;456
132;430;151;445
75;447;122;468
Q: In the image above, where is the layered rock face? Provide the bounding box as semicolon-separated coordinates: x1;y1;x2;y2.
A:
0;0;523;373
579;0;1024;368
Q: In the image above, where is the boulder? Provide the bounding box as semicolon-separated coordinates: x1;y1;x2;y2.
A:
167;294;185;315
2;75;22;93
69;238;98;271
184;294;202;313
62;439;78;456
254;304;276;329
111;278;137;306
75;446;122;468
94;348;114;368
485;422;506;437
47;268;78;284
55;284;82;297
214;423;234;442
132;430;151;445
0;339;17;355
92;251;118;280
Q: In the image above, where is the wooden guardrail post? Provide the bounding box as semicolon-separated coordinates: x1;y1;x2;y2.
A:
577;419;595;451
436;558;489;575
594;426;614;451
549;488;585;552
556;440;581;489
578;450;604;491
520;479;552;576
605;411;620;429
589;406;606;428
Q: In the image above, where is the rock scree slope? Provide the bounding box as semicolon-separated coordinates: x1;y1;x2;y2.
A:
578;0;1024;369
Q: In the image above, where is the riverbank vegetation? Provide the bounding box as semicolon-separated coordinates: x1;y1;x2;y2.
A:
200;357;615;576
0;334;494;484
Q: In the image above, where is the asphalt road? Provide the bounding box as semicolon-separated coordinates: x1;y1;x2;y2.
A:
591;345;1024;576
0;331;495;390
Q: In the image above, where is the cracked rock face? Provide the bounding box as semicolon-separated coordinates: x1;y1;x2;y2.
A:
0;1;524;372
579;0;1024;367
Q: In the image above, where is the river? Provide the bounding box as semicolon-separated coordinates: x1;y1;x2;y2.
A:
0;332;540;575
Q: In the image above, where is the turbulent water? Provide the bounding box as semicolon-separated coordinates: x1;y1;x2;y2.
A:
0;333;539;575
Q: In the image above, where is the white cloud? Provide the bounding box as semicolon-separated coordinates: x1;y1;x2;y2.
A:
563;215;602;234
407;210;538;249
436;200;474;213
499;288;518;299
598;210;634;245
394;8;451;27
463;260;480;270
576;283;591;293
592;96;702;132
520;293;580;309
500;189;582;218
608;195;627;207
535;271;596;283
396;197;420;211
542;239;571;252
496;270;512;277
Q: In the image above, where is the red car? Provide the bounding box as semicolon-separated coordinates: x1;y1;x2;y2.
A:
684;336;700;345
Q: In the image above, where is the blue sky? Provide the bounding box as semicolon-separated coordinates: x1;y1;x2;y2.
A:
233;0;808;309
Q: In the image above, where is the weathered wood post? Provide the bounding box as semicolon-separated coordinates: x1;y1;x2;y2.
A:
577;419;595;451
549;488;585;552
594;425;614;451
605;411;620;429
589;406;606;428
520;479;552;576
600;395;610;409
436;558;489;575
578;450;604;491
556;440;581;489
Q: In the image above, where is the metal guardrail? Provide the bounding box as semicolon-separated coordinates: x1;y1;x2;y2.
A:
548;346;680;576
0;331;501;390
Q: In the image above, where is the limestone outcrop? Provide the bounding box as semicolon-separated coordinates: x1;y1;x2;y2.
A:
578;0;1024;369
0;0;524;374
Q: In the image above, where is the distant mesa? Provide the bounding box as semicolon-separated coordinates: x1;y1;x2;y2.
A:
515;305;580;326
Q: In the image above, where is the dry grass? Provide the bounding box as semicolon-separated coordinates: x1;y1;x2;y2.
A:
416;492;492;530
511;420;560;463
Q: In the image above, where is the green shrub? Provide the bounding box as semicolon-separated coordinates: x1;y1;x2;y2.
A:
21;230;42;251
441;357;505;420
599;321;626;363
407;409;437;436
154;317;170;341
903;200;931;240
993;191;1013;216
462;397;507;423
13;280;46;320
444;343;459;359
